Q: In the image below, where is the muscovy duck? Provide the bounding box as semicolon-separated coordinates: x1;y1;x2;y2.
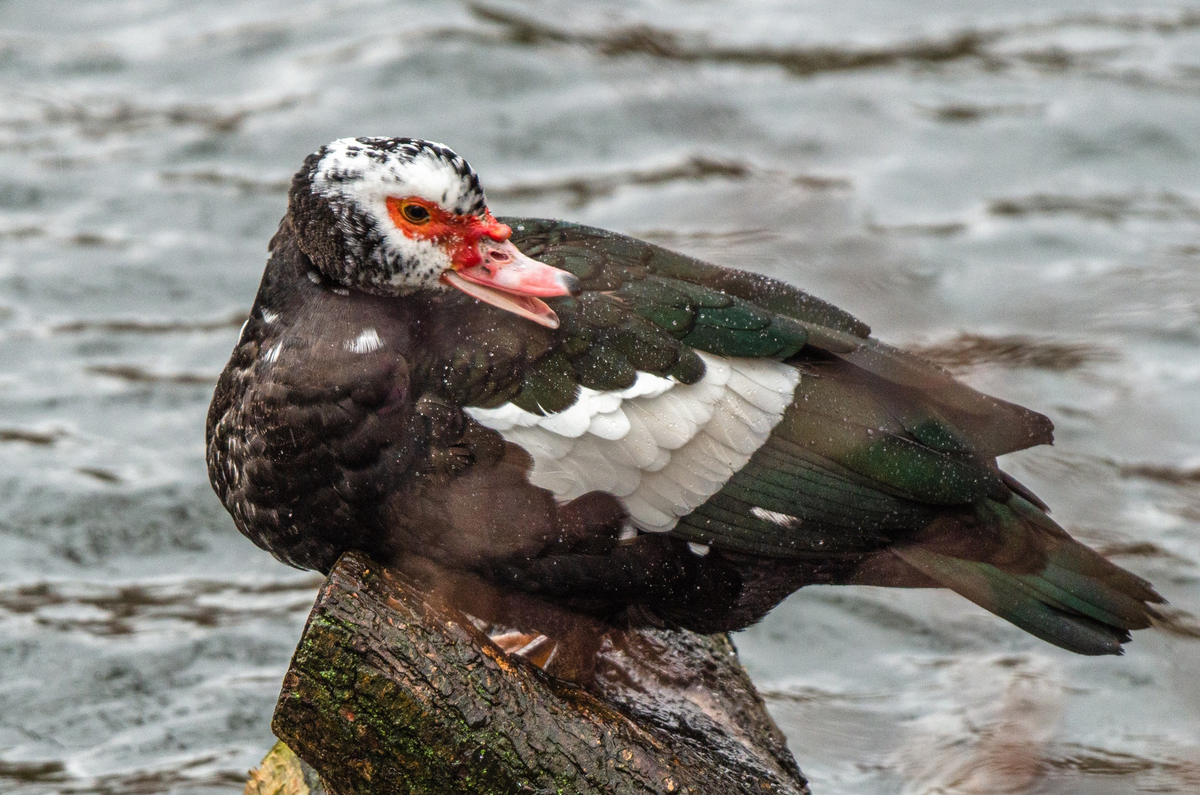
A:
207;137;1162;659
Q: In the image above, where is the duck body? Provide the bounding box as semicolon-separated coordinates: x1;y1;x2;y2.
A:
207;138;1161;655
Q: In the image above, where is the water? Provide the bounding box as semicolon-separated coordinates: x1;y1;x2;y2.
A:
1;1;1198;792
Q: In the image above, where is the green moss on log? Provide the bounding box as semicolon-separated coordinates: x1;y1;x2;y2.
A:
272;551;808;795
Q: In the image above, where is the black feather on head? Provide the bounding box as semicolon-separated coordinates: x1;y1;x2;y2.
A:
287;137;488;295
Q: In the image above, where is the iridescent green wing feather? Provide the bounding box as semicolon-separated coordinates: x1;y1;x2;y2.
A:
507;218;1162;655
505;218;813;410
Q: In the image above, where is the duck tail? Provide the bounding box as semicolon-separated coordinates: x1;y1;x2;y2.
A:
890;495;1164;655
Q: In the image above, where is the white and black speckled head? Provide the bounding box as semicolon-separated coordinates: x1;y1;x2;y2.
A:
287;136;580;327
290;137;490;294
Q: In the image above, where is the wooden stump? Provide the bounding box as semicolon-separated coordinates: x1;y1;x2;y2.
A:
267;551;808;795
244;741;326;795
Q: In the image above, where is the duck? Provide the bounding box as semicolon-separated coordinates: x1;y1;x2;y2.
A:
206;136;1162;666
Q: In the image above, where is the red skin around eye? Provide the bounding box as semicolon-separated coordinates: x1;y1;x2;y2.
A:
385;196;510;268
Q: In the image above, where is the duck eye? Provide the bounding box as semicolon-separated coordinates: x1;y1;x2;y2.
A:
401;203;430;224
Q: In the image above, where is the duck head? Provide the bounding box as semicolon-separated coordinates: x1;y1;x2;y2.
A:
289;137;579;328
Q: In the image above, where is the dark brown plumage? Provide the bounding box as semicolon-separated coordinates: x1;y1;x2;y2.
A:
207;138;1163;660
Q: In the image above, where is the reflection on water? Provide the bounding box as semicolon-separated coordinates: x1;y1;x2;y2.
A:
1;0;1197;792
889;655;1065;794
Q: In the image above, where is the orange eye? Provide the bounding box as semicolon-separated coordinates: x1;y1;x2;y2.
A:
400;202;430;224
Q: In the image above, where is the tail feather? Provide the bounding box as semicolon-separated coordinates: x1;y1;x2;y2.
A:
1007;496;1163;605
1029;561;1157;629
891;496;1164;656
895;547;1132;655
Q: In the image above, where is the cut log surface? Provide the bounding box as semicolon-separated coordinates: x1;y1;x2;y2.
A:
244;740;327;795
273;550;808;795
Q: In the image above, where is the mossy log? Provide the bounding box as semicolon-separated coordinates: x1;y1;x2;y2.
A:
270;550;808;795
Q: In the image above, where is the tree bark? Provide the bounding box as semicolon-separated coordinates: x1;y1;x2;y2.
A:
271;550;808;795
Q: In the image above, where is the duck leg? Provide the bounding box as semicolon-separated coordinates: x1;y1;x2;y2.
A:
487;630;560;669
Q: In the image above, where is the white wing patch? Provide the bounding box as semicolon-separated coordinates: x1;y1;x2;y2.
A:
750;507;801;528
465;352;800;533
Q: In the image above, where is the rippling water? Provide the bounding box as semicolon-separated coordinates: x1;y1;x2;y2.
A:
2;1;1198;792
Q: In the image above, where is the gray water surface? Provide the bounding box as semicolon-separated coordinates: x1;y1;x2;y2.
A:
2;1;1199;793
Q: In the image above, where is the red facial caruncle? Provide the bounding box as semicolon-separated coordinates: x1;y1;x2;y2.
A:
385;196;508;267
385;195;580;328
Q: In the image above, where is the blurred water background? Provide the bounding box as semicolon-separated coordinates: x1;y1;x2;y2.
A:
1;1;1199;792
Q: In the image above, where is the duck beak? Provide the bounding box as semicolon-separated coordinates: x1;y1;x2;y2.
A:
442;239;581;329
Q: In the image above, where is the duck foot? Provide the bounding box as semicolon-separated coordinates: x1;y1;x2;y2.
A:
488;629;559;669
